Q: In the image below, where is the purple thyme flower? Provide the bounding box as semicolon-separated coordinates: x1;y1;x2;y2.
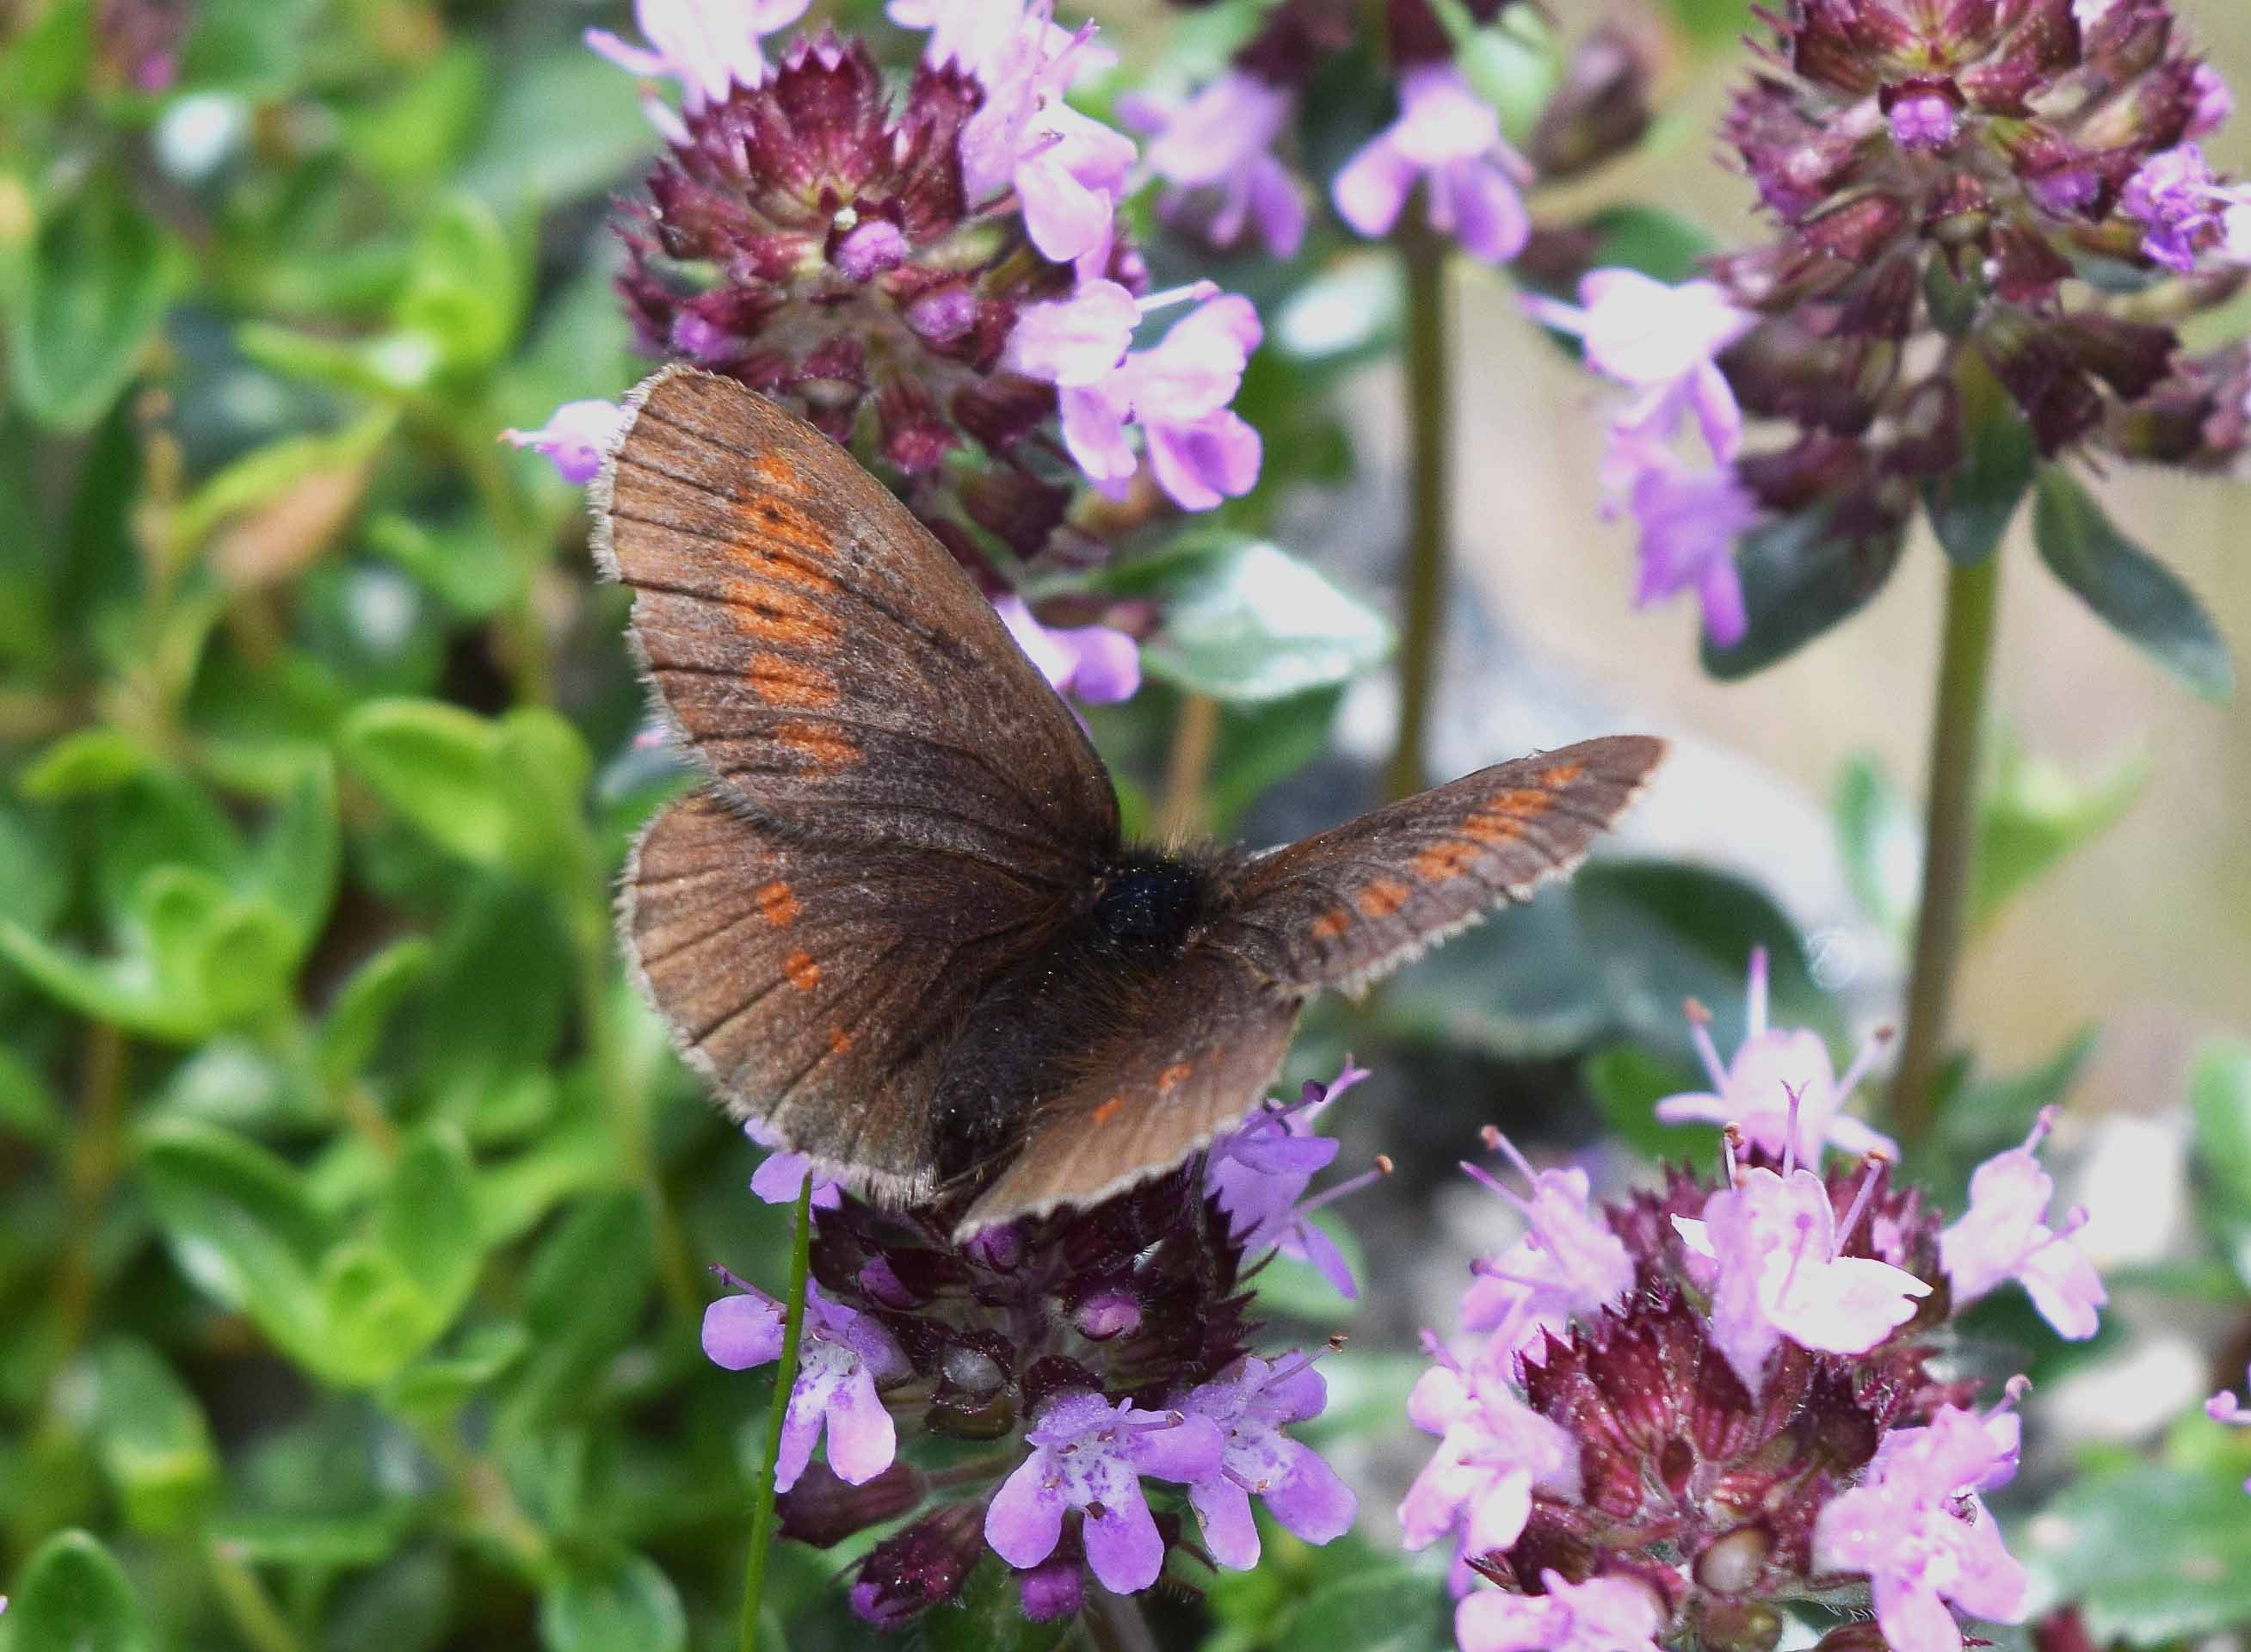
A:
1526;269;1755;462
994;595;1141;706
1332;64;1533;264
501;399;626;486
2187;63;2235;139
1206;1060;1371;1298
1126;71;1309;258
1178;1351;1357;1569
1939;1107;2106;1341
1457;1570;1663;1652
959;3;1137;267
1054;293;1265;511
1673;1160;1931;1396
1399;1353;1582;1561
703;1280;905;1490
1457;1130;1633;1363
1655;947;1900;1163
2120;145;2236;273
984;1390;1224;1592
1888;89;1960;154
1813;1403;2030;1652
586;0;810;125
891;0;1107;83
1613;450;1761;648
745;1118;842;1210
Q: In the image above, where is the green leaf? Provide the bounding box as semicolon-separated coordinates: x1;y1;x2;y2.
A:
19;727;157;798
207;1510;410;1569
336;42;490;188
3;171;189;432
316;936;435;1090
459;45;658;211
382;1322;532;1418
1832;753;1918;939
537;1554;687;1652
393;194;527;379
246;755;343;952
1378;888;1607;1060
2031;467;2233;700
1121;539;1393;703
237;321;444;400
414;878;572;1123
508;1192;655;1424
1570;859;1840;1063
2189;1038;2251;1289
169;414;396;558
0;1041;63;1144
2020;1463;2251;1643
88;1338;220;1533
3;1529;152;1652
0;866;298;1040
1702;509;1907;680
1658;0;1754;49
1206;686;1343;833
1582;1044;1711;1163
1970;735;2142;932
341;699;512;865
309;1126;483;1386
1924;351;2037;567
365;512;523;619
1290;1566;1451;1652
139;1120;333;1370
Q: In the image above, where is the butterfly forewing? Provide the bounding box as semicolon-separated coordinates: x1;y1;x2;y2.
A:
956;945;1298;1236
596;366;1119;878
1212;735;1666;995
626;787;1073;1200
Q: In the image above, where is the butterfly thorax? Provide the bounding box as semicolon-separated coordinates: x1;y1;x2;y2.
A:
1090;854;1210;946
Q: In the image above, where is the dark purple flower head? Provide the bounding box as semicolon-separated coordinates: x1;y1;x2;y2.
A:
705;1063;1368;1628
1704;0;2249;499
96;0;194;93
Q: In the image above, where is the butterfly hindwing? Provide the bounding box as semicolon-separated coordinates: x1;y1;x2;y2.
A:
625;786;1073;1201
1211;735;1666;995
595;365;1120;883
955;943;1298;1236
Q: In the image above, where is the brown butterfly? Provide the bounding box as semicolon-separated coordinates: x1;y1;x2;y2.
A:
595;366;1664;1238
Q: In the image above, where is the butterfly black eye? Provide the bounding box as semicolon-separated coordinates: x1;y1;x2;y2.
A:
1093;860;1205;946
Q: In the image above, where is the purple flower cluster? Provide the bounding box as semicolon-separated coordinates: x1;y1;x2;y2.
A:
2208;1366;2251;1495
702;1063;1378;1627
507;0;1304;707
1530;0;2251;638
1127;0;1652;263
1403;954;2105;1652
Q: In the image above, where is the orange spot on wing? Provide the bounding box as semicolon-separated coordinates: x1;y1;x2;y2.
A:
1311;907;1352;941
746;656;838;709
755;880;800;928
752;454;797;486
1540;761;1586;786
1092;1094;1125;1125
1156;1062;1193;1096
829;1025;854;1054
774;721;862;767
784;950;821;991
1356;878;1411;919
1461;786;1555;843
717;579;839;648
1411;839;1483;881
